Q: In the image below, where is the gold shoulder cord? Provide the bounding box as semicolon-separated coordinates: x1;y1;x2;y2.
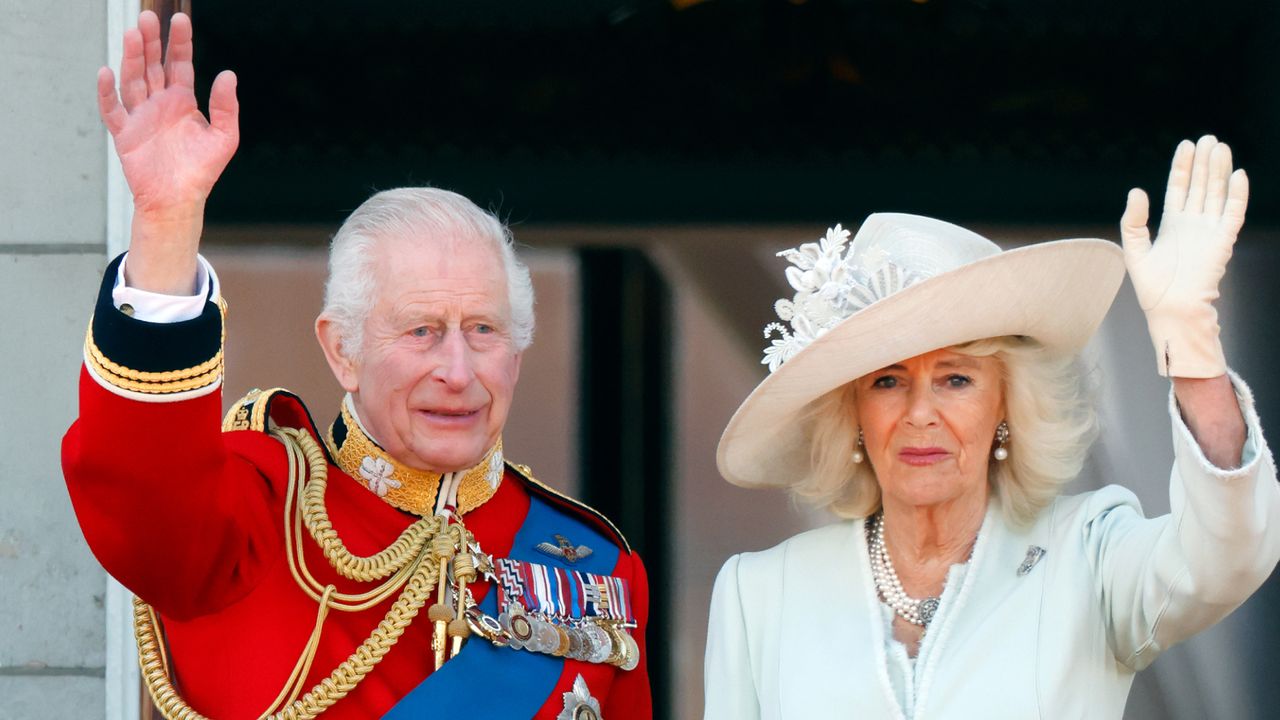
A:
135;426;476;719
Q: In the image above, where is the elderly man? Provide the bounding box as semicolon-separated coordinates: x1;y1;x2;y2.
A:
62;11;650;719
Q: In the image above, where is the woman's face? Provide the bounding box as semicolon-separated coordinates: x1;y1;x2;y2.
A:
852;348;1005;512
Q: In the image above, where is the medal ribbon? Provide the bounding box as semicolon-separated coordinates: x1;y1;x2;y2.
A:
611;575;632;624
496;558;523;613
496;558;635;624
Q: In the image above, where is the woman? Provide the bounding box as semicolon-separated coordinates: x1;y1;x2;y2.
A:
704;136;1280;719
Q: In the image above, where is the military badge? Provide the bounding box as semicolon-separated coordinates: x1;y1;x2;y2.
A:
558;674;603;720
537;534;594;564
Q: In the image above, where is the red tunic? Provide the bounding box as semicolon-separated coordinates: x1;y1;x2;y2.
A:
62;257;651;718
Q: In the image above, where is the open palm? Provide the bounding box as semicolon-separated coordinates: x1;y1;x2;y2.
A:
99;11;238;215
1119;135;1247;378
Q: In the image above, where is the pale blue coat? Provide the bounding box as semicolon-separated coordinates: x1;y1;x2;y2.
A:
704;378;1280;719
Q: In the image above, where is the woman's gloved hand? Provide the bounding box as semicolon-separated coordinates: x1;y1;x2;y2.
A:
1120;135;1248;378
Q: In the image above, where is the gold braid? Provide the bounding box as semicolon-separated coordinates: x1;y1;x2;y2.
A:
135;426;468;719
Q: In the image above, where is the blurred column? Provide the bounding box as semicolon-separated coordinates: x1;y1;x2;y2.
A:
0;0;127;716
578;248;674;719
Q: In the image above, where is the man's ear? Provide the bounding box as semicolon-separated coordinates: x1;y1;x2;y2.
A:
316;315;360;393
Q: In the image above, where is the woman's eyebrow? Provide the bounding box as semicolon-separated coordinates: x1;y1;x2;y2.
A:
937;358;982;370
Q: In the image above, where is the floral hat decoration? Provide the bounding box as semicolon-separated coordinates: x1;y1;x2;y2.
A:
717;213;1126;490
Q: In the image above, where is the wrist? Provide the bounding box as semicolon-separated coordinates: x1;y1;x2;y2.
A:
132;199;206;231
1144;303;1226;378
125;205;207;295
1172;373;1246;469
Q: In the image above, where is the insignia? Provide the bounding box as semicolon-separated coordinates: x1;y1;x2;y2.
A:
536;534;594;564
558;675;603;720
1017;545;1047;576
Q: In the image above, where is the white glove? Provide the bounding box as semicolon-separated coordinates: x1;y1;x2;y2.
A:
1120;135;1248;378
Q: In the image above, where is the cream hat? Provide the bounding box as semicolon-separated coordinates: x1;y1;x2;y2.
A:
717;213;1125;489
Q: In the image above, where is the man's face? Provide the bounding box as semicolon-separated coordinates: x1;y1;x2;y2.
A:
340;233;521;473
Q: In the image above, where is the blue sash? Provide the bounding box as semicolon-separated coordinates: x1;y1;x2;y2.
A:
382;495;620;718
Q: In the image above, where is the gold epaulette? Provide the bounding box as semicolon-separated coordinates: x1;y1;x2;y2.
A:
222;387;290;433
506;462;633;554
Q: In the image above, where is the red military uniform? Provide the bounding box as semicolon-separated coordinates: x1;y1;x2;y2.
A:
62;256;651;718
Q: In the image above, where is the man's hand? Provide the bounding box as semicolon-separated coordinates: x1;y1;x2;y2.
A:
1120;135;1247;378
99;11;239;294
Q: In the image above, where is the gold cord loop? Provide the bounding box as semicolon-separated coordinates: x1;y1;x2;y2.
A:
134;426;473;719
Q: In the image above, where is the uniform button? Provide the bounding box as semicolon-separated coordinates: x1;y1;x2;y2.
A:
119;303;135;317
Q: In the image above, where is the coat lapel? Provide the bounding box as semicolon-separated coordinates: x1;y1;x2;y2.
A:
913;502;1046;718
777;521;905;719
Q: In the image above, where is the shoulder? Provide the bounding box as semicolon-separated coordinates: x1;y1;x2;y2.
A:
221;388;323;434
1041;485;1146;545
221;388;335;461
505;461;634;556
1051;485;1144;522
710;521;859;640
722;521;860;589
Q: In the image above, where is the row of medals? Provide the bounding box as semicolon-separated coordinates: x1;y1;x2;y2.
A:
465;601;640;671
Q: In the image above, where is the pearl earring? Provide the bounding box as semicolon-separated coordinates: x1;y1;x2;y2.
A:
993;421;1010;461
852;428;865;464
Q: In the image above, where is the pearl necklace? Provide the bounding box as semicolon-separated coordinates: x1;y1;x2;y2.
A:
868;514;941;628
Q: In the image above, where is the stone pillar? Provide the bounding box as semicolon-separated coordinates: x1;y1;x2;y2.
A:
0;0;137;717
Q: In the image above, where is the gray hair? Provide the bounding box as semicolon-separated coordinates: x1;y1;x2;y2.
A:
322;187;535;357
795;336;1099;526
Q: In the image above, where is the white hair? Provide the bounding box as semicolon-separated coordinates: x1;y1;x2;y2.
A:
322;187;535;357
795;336;1099;527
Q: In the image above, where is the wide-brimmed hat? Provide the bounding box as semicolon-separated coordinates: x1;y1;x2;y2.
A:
717;213;1125;489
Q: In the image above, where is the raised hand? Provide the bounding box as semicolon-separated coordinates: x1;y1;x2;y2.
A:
99;11;239;294
1120;135;1247;378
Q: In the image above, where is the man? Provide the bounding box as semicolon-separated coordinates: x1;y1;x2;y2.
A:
62;11;650;719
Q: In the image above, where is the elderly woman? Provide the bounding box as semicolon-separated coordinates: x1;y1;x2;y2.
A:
704;136;1280;719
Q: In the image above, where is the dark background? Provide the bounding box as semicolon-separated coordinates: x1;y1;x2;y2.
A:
193;0;1280;228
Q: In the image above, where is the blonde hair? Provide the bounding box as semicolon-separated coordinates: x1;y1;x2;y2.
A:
794;336;1098;526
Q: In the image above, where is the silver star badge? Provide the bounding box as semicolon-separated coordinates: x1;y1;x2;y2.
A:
557;674;603;720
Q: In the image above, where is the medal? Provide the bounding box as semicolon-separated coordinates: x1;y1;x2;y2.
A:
619;630;640;671
566;626;585;660
585;624;612;664
504;608;534;650
552;624;572;657
533;619;560;654
467;606;506;646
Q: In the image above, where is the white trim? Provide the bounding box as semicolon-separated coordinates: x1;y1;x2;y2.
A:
105;2;142;718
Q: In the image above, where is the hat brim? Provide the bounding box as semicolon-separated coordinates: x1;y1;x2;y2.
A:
717;238;1125;489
